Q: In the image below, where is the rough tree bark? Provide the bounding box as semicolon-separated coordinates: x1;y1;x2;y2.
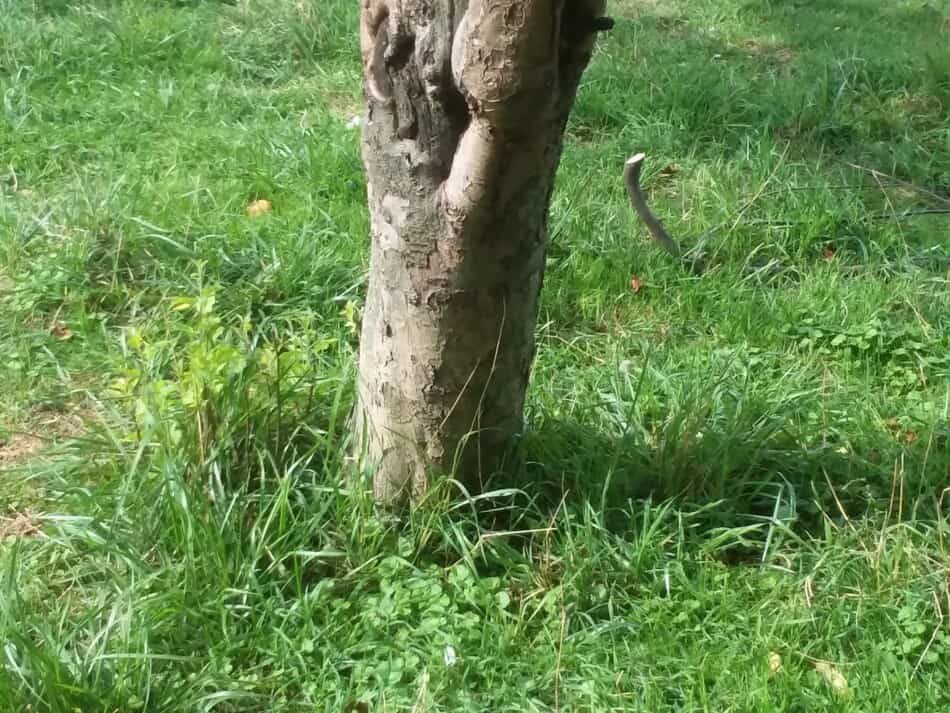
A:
354;0;610;505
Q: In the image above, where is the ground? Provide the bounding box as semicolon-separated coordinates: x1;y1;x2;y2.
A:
1;0;949;711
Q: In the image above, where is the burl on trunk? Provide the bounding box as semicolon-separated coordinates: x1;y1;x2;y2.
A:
354;0;611;504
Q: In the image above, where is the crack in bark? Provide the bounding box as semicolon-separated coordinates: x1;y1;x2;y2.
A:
355;0;612;505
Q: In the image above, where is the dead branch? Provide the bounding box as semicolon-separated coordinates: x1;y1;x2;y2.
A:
624;153;705;273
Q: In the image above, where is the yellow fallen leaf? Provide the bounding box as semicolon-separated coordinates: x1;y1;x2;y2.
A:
246;198;272;217
814;661;850;697
768;651;783;674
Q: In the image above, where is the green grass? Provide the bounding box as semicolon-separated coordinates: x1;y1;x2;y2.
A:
1;0;949;710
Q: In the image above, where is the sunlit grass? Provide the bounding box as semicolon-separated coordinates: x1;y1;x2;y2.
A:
1;0;948;710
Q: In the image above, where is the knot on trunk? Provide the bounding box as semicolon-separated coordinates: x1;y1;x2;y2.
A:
450;0;612;130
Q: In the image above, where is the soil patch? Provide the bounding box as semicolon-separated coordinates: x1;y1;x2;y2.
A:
0;510;43;539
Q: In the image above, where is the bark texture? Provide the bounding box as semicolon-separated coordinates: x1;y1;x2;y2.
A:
355;0;608;504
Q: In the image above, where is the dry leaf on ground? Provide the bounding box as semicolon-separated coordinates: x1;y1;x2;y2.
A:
246;198;273;217
814;660;851;697
0;432;43;466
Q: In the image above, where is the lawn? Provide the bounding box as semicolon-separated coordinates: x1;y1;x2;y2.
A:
1;0;949;710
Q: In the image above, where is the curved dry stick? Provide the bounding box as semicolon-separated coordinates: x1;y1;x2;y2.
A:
623;153;950;280
624;153;705;273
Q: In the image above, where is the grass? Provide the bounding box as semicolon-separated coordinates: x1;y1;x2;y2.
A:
1;0;949;710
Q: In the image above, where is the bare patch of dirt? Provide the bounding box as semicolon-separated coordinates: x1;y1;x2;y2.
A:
0;510;43;540
32;406;93;443
0;432;44;466
1;405;96;468
1;407;93;538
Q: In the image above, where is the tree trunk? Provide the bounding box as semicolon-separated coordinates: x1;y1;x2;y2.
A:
354;0;609;504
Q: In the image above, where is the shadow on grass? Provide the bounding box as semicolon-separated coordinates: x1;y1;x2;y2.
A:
486;412;948;536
